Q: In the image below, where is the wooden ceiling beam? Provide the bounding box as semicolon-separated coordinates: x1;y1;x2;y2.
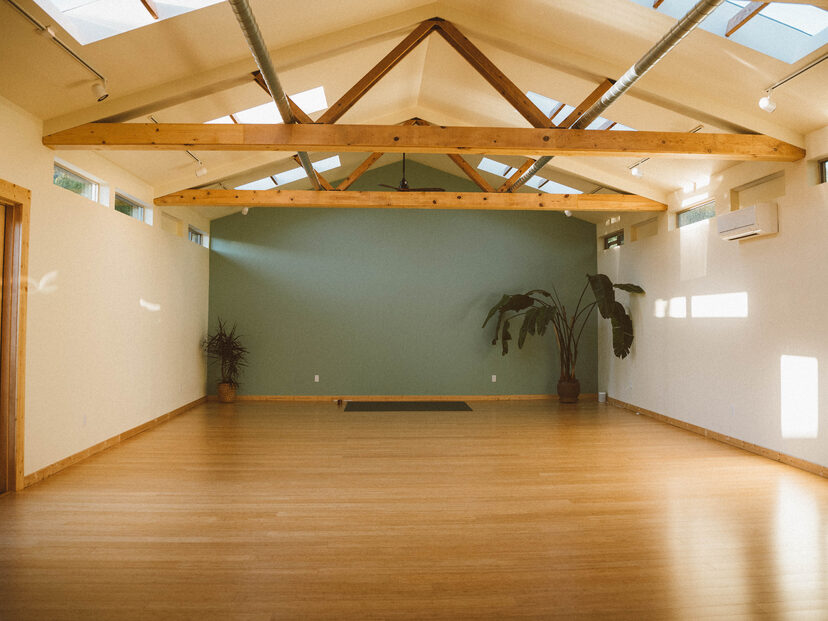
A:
498;159;536;192
725;2;768;37
140;0;159;20
290;155;334;190
445;154;495;192
501;78;616;193
155;189;666;212
336;152;385;190
43;123;805;161
433;20;555;129
557;78;615;128
316;19;440;125
251;71;315;124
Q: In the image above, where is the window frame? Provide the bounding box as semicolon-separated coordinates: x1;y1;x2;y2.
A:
603;229;625;249
114;192;146;222
820;159;828;184
676;200;717;229
188;226;206;247
53;162;99;202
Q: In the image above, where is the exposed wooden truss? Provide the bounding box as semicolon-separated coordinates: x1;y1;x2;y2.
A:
498;159;536;192
317;20;440;125
433;20;554;129
40;16;808;210
43;123;805;161
445;154;495;192
154;189;666;212
335;152;384;190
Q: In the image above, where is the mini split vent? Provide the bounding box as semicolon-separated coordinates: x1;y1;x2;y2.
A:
718;202;778;241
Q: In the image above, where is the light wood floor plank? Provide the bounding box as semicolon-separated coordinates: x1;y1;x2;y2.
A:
0;400;825;619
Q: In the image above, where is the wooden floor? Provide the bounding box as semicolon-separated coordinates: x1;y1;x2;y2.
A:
0;401;826;620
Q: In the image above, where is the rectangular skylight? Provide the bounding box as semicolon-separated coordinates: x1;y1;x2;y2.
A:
33;0;224;45
208;86;328;125
234;102;283;124
633;0;828;64
235;178;276;192
235;156;342;190
477;157;581;194
526;91;635;130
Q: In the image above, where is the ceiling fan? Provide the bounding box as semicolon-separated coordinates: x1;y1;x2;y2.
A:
379;154;445;192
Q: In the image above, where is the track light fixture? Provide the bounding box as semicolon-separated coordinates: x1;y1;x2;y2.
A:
91;80;108;102
758;90;776;113
241;207;249;215
758;52;828;114
564;210;573;217
630;165;643;178
195;162;208;177
8;1;108;98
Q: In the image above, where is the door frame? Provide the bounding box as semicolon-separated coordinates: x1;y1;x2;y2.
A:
0;178;30;493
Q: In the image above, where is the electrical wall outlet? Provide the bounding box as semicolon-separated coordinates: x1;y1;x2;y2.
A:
491;375;497;382
314;374;319;383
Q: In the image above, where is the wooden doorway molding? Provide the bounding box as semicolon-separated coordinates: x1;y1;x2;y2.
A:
0;178;30;493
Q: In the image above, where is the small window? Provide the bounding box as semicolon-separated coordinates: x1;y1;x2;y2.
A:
188;226;206;247
53;163;98;201
820;159;827;184
604;229;624;249
677;200;716;228
114;194;145;222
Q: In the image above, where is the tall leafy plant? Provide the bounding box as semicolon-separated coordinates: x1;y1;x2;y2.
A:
202;318;249;388
483;274;644;381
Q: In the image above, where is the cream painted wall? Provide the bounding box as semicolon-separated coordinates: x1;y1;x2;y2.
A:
597;126;828;469
0;95;209;475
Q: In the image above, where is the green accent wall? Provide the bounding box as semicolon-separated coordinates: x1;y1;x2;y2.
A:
208;160;597;396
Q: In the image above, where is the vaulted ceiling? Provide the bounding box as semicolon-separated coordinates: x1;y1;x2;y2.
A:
1;0;825;221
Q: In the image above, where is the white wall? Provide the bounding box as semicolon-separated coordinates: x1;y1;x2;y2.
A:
597;126;828;469
0;95;210;475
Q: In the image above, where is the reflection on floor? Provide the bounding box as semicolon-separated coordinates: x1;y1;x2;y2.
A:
1;400;825;619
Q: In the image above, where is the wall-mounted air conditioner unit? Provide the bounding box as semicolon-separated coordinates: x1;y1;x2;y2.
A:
717;201;778;241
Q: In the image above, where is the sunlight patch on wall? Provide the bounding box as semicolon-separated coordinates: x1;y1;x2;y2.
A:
654;298;668;318
780;355;818;439
669;297;687;319
680;219;709;281
691;292;748;318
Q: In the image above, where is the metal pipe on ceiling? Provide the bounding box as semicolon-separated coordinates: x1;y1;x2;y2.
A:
506;0;724;193
226;0;322;190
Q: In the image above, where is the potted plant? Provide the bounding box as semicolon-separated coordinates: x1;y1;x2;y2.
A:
202;318;249;403
483;274;644;403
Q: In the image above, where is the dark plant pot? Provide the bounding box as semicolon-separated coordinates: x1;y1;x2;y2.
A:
557;378;580;403
217;382;237;403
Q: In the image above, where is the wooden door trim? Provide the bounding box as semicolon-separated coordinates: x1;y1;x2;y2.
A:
0;178;30;492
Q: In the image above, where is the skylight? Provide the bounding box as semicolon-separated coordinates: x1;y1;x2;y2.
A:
207;87;328;125
33;0;224;45
234;156;342;190
630;0;828;64
477;157;582;194
526;91;636;130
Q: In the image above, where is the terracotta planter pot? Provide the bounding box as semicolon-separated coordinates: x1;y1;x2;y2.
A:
557;378;580;403
217;382;237;403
